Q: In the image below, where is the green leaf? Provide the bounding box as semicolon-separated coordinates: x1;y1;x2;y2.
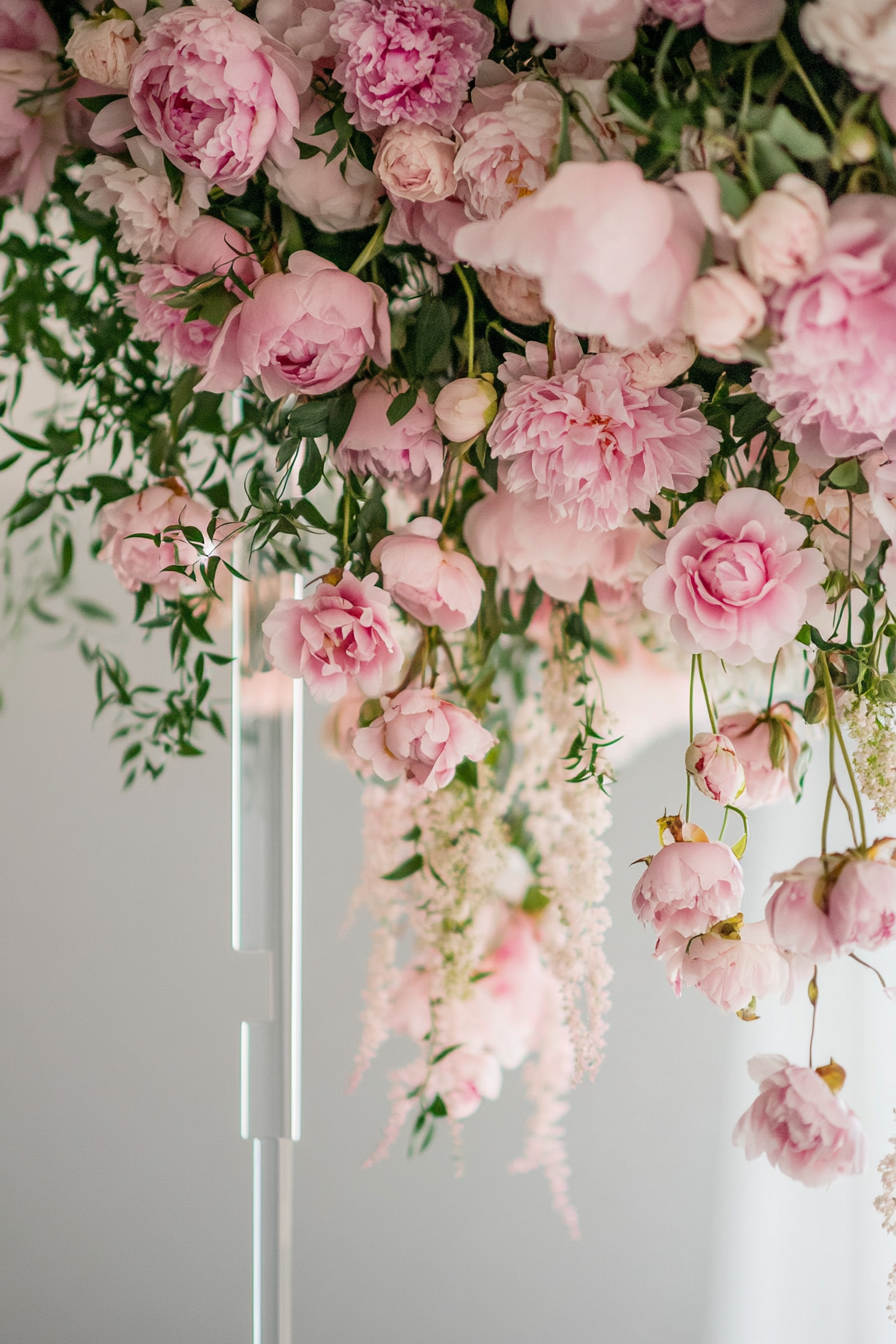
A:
454;758;479;788
430;1044;462;1065
5;491;52;532
327;388;356;448
0;451;21;471
732;832;748;860
429;1095;448;1118
751;131;800;188
767;105;828;162
414;298;451;374
222;206;262;229
522;886;550;914
387;386;418;425
828;459;862;491
710;165;751;219
87;474;133;504
381;853;424;881
401;825;422;843
298;437;324;495
290;400;332;439
69;598;115;622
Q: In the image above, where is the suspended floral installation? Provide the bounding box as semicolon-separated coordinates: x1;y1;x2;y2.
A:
3;0;896;1280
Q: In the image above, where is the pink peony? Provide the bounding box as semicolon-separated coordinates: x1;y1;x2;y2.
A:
0;0;59;53
685;732;746;806
78;143;209;261
800;0;896;92
613;330;697;391
827;845;896;952
658;919;789;1013
650;0;784;41
717;706;803;809
66;16;137;89
371;517;484;631
454;80;567;222
123;263;219;369
268;140;382;234
642;487;828;666
374;121;458;203
455;161;710;346
680;265;766;362
198;251;390;398
171;216;262;286
753;195;896;467
509;0;643;59
353;685;494;790
476;267;549;326
463;482;643;605
256;0;339;66
433;376;497;442
733;1054;866;1187
98;480;219;599
263;571;403;702
332;379;444;493
765;856;837;961
487;334;719;533
730;174;829;291
128;0;310;191
780;460;883;572
329;0;493;134
0;48;67;212
384;195;468;269
632;828;744;938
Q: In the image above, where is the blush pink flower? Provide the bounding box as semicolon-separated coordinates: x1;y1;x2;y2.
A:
332;379;444;493
685;732;746;806
384;196;468;269
765;856;837;961
0;0;59;53
262;571;403;702
353;685;494;790
509;0;643;59
256;0;339;66
681;265;766;362
780;460;883;572
753;195;896;467
488;335;719;533
198;251;390;398
128;0;310;191
372;517;484;631
477;267;549;325
373;121;458;203
433;377;497;442
329;0;493;134
456;161;710;346
827;845;896;953
733;1054;866;1187
78;144;209;261
454;80;565;222
122;263;219;369
642;487;828;665
649;0;784;41
171;216;262;286
611;330;697;390
0;48;67;211
98;479;218;599
729;174;829;291
464;483;642;604
632;828;744;938
657;919;789;1013
717;706;804;809
429;1046;502;1118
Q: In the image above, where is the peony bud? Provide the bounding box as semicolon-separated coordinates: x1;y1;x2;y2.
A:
434;376;497;443
730;174;829;290
681;266;766;362
476;267;549;326
685;732;746;806
373;122;458;204
65;13;138;90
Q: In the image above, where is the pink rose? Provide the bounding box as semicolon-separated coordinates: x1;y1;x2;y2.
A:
476;267;549;326
98;480;219;599
632;828;744;937
733;1054;866;1187
650;0;784;41
384;196;468;270
509;0;643;59
780;460;883;572
198;251;391;398
642;487;828;666
330;0;493;134
753;195;896;467
764;856;837;961
262;571;404;702
658;919;789;1013
128;0;310;190
0;0;59;53
171;216;262;286
372;517;484;631
0;48;67;211
456;161;711;346
353;685;494;791
681;265;766;362
122;263;219;369
685;732;746;806
828;845;896;953
488;334;719;533
464;482;642;605
717;706;804;809
730;174;829;291
332;379;444;493
434;377;497;442
374;121;458;203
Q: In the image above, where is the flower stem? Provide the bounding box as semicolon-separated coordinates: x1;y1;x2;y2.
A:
776;33;839;137
850;951;888;990
820;651;867;849
654;21;678;109
453;263;477;378
696;654;717;732
820;653;837;855
349;200;393;276
766;651;779;713
808;966;819;1069
687;655;696;822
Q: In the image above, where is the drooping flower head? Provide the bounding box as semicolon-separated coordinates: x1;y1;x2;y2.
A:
718;705;805;809
372;517;484;631
657;918;789;1014
685;732;746;806
827;841;896;953
353;685;494;791
98;480;220;599
631;819;744;937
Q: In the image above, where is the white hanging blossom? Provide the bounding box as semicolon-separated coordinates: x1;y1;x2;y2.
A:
875;1111;896;1323
842;694;896;822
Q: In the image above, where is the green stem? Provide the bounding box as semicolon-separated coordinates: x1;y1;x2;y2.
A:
687;655;696;822
654;21;678;109
453;264;477;378
766;651;779;713
739;42;768;126
820;653;837;855
776;32;838;137
696;654;717;733
820;651;867;849
349;200;393;276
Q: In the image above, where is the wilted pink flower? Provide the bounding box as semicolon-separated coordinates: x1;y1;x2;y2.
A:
642;487;828;666
78;144;209;261
0;49;67;211
733;1054;866;1187
509;0;643;59
730;174;829;291
122;263;219;369
353;685;493;790
456;161;710;346
765;856;837;960
650;0;784;41
780;460;883;571
330;0;493;134
332;379;444;493
753;195;896;467
98;480;218;599
632;827;744;937
263;571;403;702
488;335;719;533
477;267;549;325
172;216;262;286
128;0;310;190
658;919;789;1013
464;483;642;605
434;377;497;442
199;251;390;398
455;80;564;222
372;517;484;631
828;844;896;952
0;0;59;53
685;732;746;806
384;196;468;269
681;265;766;362
717;706;804;809
374;121;458;203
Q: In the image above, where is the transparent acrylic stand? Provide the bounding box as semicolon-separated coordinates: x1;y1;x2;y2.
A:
231;555;303;1344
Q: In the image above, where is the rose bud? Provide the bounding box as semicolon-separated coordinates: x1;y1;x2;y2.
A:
681;265;766;363
434;376;498;443
827;841;896;953
372;517;484;632
685;732;746;806
730;174;828;290
65;13;138;90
